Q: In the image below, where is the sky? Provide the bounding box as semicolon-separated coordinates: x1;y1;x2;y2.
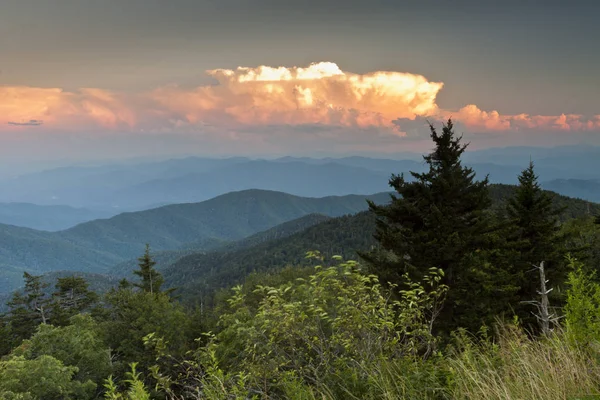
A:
1;0;599;163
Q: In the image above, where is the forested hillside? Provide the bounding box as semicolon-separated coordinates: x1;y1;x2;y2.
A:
542;178;600;203
0;191;388;294
164;211;379;304
110;213;332;277
57;189;390;259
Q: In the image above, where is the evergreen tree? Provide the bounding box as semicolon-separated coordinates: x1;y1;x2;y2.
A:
51;276;98;326
361;119;513;331
133;244;164;294
23;272;51;324
506;161;566;320
4;272;51;346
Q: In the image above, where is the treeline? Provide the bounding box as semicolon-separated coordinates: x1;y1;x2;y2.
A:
2;120;600;399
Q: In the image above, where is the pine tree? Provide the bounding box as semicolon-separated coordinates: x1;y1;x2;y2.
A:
361;119;514;331
506;161;566;321
133;244;164;294
4;272;51;346
51;276;98;326
23;272;51;324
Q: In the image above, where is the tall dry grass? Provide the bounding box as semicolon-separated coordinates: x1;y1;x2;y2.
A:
447;325;600;400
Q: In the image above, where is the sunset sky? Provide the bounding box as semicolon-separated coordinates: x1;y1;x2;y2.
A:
1;0;599;162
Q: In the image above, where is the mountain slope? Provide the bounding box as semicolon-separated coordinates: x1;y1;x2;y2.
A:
489;184;600;219
0;203;111;231
57;190;389;261
0;190;387;295
541;179;600;203
164;211;379;303
0;223;122;293
109;213;332;277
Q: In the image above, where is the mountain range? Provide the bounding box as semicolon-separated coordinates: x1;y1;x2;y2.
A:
2;145;600;214
0;190;389;294
1;145;600;298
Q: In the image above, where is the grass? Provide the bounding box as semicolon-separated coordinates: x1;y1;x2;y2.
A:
446;325;600;400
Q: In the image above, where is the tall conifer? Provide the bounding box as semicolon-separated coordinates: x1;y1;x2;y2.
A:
506;161;565;321
133;244;164;294
362;119;513;330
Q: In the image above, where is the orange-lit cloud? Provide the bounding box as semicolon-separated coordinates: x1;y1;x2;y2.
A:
448;105;600;132
1;86;136;130
150;62;443;133
1;62;599;135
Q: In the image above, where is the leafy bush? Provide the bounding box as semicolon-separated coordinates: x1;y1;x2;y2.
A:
0;355;96;400
12;314;112;385
565;255;600;345
200;256;447;398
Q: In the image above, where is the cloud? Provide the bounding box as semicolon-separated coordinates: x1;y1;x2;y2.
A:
448;105;600;132
149;62;443;134
0;86;136;130
1;62;598;139
8;119;43;126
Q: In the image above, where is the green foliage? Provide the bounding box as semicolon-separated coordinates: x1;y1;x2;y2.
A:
565;255;600;345
0;355;96;400
103;364;151;400
3;272;51;347
12;314;112;386
204;257;447;398
97;287;191;378
82;257;600;399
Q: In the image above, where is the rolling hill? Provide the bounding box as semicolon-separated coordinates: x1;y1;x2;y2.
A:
0;223;122;293
0;203;111;231
1;183;597;297
541;179;600;203
109;213;332;277
0;190;389;294
163;211;380;304
57;190;390;260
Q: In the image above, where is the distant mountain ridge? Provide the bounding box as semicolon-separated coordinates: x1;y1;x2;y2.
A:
541;179;600;203
0;203;111;231
2;148;600;211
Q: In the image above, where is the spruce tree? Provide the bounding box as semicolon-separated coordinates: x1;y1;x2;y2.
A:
362;119;512;331
51;276;98;326
506;161;565;321
4;272;51;345
133;244;164;294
